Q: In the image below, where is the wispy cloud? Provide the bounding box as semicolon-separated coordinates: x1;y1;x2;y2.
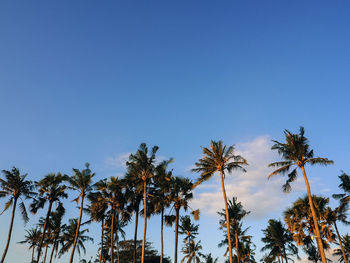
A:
191;136;306;219
105;152;131;169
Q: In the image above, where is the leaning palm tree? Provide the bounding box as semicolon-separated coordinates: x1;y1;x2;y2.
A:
268;127;333;263
325;204;349;263
0;167;35;263
18;227;41;263
192;140;248;263
31;172;68;263
126;143;159;263
333;234;350;263
68;163;95;263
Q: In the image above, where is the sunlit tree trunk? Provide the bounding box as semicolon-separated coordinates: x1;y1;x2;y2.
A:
220;170;233;263
110;208;115;263
69;194;85;263
36;200;53;263
174;206;180;263
43;244;49;263
235;231;240;263
1;197;18;263
334;221;348;263
141;180;147;263
301;166;327;263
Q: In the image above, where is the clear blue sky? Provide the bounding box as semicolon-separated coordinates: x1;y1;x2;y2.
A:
0;1;349;262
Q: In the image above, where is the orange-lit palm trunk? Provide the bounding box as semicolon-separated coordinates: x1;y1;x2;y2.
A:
220;170;233;263
174;206;180;263
301;166;327;263
36;199;53;263
334;221;348;263
110;208;115;263
0;197;18;263
69;193;84;263
141;180;147;263
235;231;240;263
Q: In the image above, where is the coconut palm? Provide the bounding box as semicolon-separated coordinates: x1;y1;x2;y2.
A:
30;172;68;263
165;176;197;263
284;195;335;261
126;143;159;263
218;197;250;263
0;167;35;263
87;185;108;263
68;163;95;263
18;227;41;262
192;140;248;263
333;234;350;263
200;253;219;263
179;215;199;262
261;219;298;263
268;127;333;263
324;204;349;263
181;240;202;263
333;172;350;212
58;218;93;259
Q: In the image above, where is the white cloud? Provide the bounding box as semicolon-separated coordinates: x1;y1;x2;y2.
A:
191;136;306;220
105;152;131;169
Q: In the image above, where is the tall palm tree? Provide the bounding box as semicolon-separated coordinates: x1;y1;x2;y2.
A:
31;172;68;263
268;127;333;263
149;159;173;263
179;215;199;263
18;228;41;263
68;163;95;263
192;140;248;263
261;219;298;263
87;185;108;263
325;204;349;263
218;197;250;263
333;234;350;263
165;176;196;263
284;195;335;260
48;202;66;263
58;218;93;259
0;167;35;263
181;240;202;263
126;143;159;263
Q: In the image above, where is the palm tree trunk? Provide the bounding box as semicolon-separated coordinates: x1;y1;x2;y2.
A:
283;246;288;263
301;166;327;263
220;170;233;263
32;246;35;263
133;204;139;263
69;194;84;263
49;238;57;263
174;207;180;263
1;197;17;263
141;180;147;263
160;208;164;263
116;212;120;263
111;208;115;263
334;221;348;263
235;231;240;263
278;256;281;263
43;244;49;263
188;234;191;261
99;218;104;263
36;200;53;263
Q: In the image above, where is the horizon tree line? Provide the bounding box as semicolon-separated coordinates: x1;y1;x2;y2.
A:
0;127;348;263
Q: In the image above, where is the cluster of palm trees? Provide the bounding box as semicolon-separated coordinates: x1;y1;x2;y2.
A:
0;127;349;263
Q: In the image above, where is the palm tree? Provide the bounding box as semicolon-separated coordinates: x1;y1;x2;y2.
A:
165;176;196;263
18;228;41;263
149;159;173;263
333;234;350;263
0;167;35;263
68;163;95;263
31;172;68;263
261;219;298;263
179;215;199;262
48;202;66;263
181;240;202;263
218;197;250;263
284;195;335;260
325;204;349;263
58;218;93;259
126;143;159;263
333;171;350;212
87;185;108;263
268;127;333;263
192;140;248;263
200;253;219;263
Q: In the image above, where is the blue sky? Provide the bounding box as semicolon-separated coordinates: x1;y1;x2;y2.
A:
0;1;349;262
